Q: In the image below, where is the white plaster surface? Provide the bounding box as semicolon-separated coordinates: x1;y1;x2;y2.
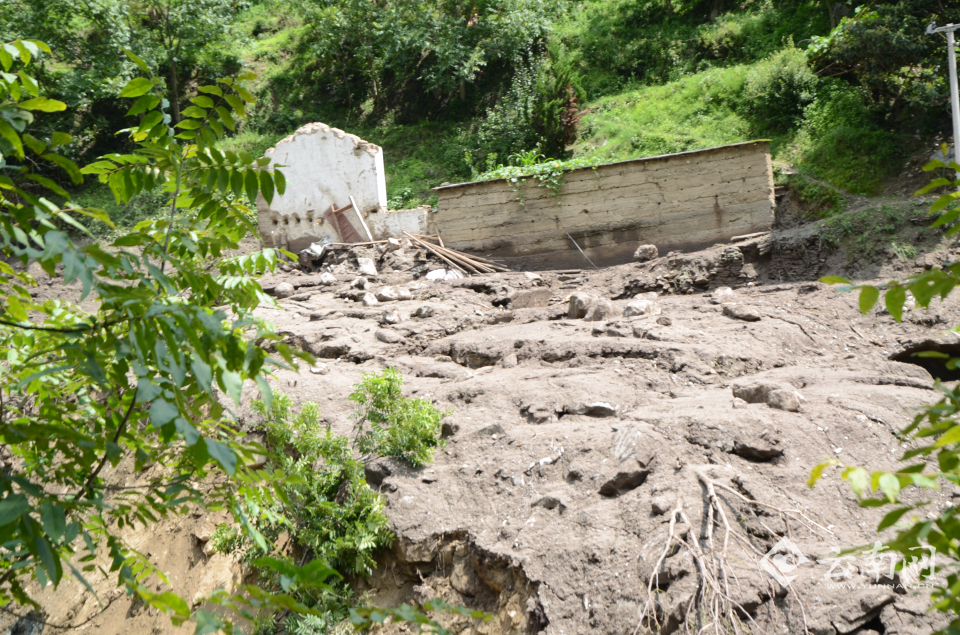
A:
257;122;387;251
367;207;429;241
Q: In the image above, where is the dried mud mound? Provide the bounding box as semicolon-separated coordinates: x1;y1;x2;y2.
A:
16;242;960;635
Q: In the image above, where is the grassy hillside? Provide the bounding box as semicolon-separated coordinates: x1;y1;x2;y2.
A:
51;0;953;234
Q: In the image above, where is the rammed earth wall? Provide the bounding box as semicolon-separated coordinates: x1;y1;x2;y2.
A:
431;141;775;268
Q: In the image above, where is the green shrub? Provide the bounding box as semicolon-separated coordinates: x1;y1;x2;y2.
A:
743;45;817;132
247;393;393;577
789;80;900;195
349;368;448;467
210;393;392;634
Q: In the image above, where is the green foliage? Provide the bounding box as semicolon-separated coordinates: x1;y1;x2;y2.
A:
551;0;829;98
474;153;599;198
890;241;918;263
808;2;947;125
247;393;394;578
815;203;919;264
349;368;448;467
290;0;562;119
743;44;817;133
209;393;392;633
786;80;900;195
572;64;751;161
787;174;845;220
0;40;341;633
812;161;960;632
473;52;583;162
350;598;491;635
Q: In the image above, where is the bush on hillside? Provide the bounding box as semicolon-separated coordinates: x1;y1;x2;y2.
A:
349;368;447;467
808;2;948;126
473;53;583;163
743;45;817;132
790;80;900;195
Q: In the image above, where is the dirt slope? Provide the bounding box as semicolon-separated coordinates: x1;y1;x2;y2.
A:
10;231;960;635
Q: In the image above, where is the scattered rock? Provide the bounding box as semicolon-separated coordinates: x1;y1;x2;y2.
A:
731;397;748;409
364;458;395;487
568;292;596;319
569;402;618;417
532;493;567;511
599;470;649;497
413;305;435;318
351;277;369;290
274;282;295;298
732;383;800;412
710;286;736;304
309;363;330;375
656;316;672;326
623;298;661;317
383;238;402;252
319;272;337;285
376;329;404;344
376;286;399;302
357;257;378;277
362;292;379;307
426;269;447;281
722;304;761;321
650;496;673;515
584;298;616;321
478;424;506;437
441;422;460;438
381;309;401;325
397;287;413;301
444;269;465;280
501;352;518;368
634;244;658;261
766;389;801;412
732;436;782;461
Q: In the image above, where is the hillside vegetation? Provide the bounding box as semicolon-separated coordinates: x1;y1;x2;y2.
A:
4;0;953;223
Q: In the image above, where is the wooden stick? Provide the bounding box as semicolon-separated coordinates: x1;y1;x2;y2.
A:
409;234;486;273
349;196;374;242
403;232;470;273
436;230;445;248
326;240;387;247
429;244;494;273
413;237;509;270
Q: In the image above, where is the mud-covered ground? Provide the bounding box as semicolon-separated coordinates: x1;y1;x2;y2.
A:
11;216;960;635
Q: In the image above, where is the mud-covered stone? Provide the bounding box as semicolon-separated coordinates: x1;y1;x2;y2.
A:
274;282;295;298
599;470;649;497
375;328;403;343
624;298;661;317
722;303;761;321
568;292;596;319
634;244;658;261
584;298;616;321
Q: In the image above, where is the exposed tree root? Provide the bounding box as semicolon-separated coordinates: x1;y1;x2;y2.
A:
635;471;821;635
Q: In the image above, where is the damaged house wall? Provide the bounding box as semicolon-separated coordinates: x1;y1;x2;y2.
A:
257;122;393;251
431;141;775;268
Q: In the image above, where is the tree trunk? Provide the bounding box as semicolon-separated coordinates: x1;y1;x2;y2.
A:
823;0;835;30
169;58;181;123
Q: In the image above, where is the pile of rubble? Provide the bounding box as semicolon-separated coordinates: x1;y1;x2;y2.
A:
295;235;509;283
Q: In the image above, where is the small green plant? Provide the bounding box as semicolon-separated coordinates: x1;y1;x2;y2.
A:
890;241;918;263
475;154;600;199
349;368;449;467
789;173;846;219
